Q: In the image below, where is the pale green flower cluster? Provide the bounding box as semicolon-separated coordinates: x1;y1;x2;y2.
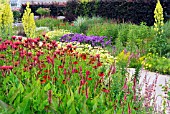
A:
45;29;70;40
154;0;164;34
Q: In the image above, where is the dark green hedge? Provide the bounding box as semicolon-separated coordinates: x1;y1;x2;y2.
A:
20;2;66;17
65;0;170;26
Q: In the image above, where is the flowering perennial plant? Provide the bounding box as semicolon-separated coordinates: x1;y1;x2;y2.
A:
0;1;13;39
154;0;164;33
22;2;36;38
45;29;71;40
60;33;111;47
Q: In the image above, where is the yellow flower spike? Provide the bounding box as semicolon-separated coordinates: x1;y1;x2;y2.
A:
154;0;164;34
22;2;36;38
0;1;13;38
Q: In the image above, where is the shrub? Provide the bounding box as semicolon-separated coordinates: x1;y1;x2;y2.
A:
36;7;51;17
126;23;155;53
142;53;170;75
12;8;21;22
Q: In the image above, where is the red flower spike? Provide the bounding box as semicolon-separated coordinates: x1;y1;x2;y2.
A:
97;62;102;67
82;90;85;94
73;61;78;65
48;90;52;104
102;88;110;93
37;71;42;75
53;77;57;82
41;79;46;84
86;70;90;76
80;79;85;86
62;80;66;84
87;77;92;80
80;54;86;60
93;66;98;69
44;69;49;73
43;75;50;80
98;72;104;77
96;54;100;58
58;65;64;69
0;54;5;58
72;68;78;73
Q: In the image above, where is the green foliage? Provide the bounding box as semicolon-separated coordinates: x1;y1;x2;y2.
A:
72;16;104;34
35;17;63;30
12;9;21;22
36;7;51;17
126;23;155;53
87;21;118;43
142;53;170;75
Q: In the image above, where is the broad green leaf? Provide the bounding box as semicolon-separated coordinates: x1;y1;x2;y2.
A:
9;89;20;104
92;102;98;112
8;85;16;99
3;76;10;85
67;97;74;108
69;105;77;114
17;99;31;114
82;103;88;114
0;100;15;113
16;90;34;113
44;83;51;91
18;82;24;93
104;109;113;114
38;100;48;111
67;90;74;108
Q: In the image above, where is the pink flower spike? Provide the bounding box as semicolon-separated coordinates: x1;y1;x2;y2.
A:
63;69;67;75
0;66;13;70
86;70;90;76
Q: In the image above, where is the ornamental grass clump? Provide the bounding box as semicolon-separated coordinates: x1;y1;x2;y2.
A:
22;2;36;38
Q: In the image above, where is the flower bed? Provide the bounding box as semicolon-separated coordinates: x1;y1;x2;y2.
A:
0;36;149;113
